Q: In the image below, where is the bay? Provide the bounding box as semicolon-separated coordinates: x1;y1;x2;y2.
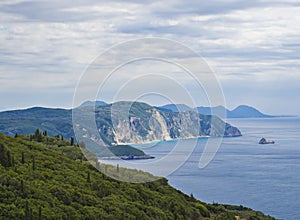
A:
140;117;300;220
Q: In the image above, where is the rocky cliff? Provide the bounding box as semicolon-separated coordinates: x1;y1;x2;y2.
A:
74;102;242;146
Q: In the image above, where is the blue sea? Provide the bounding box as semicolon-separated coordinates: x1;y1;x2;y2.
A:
140;117;300;220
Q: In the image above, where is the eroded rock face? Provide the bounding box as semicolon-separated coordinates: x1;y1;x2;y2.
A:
83;103;242;146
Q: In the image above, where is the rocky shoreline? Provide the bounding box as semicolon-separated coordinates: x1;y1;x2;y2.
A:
99;155;155;160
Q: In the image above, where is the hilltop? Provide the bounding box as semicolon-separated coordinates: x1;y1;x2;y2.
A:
0;132;275;220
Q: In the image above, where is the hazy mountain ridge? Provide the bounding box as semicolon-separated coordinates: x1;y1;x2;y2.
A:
80;100;107;107
160;104;274;118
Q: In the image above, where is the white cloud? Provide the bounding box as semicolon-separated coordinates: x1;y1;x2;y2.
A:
0;0;300;114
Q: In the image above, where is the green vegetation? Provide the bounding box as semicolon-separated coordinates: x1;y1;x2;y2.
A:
0;107;73;138
0;131;275;220
108;145;146;157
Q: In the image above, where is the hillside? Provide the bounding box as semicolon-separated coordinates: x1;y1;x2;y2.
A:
0;132;275;220
0;107;73;138
0;102;242;148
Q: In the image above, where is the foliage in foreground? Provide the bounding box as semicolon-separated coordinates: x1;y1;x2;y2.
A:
0;132;275;220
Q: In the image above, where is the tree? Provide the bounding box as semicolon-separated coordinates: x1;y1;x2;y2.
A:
70;137;74;146
0;143;5;165
25;200;29;220
87;172;91;183
35;129;40;137
22;152;25;164
21;179;24;195
32;155;35;171
11;156;15;167
34;129;42;142
38;207;42;220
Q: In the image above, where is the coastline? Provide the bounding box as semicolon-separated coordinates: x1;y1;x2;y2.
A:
119;135;211;147
99;154;155;160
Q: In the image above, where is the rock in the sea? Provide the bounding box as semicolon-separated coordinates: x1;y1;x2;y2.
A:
259;138;275;144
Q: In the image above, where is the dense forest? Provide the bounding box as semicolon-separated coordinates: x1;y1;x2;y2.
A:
0;131;275;220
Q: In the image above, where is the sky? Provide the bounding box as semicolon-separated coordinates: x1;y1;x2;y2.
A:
0;0;300;115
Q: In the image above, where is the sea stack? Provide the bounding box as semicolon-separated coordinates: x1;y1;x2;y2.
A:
259;138;275;144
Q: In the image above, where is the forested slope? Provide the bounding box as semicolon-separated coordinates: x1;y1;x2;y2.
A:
0;132;274;220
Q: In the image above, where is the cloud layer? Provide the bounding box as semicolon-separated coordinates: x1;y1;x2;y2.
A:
0;0;299;114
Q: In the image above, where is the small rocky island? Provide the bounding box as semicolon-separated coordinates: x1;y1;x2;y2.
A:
259;137;275;144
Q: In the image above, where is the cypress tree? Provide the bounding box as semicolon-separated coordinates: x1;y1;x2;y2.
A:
32;155;35;171
87;172;91;183
11;156;15;167
0;143;5;165
29;208;33;220
22;152;25;164
21;179;24;195
0;144;12;167
70;137;74;146
7;151;11;167
35;129;40;138
25;200;29;220
37;133;42;142
38;207;42;220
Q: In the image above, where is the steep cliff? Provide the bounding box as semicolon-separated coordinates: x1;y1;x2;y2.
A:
75;102;242;146
0;102;242;147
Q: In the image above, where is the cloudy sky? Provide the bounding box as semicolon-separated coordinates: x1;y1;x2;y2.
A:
0;0;300;115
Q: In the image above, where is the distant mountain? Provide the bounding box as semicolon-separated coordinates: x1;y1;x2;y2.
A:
157;104;194;112
160;104;273;118
196;105;272;118
80;100;107;107
195;106;230;118
228;105;272;118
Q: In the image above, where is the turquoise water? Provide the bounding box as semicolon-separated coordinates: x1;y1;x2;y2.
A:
141;117;300;220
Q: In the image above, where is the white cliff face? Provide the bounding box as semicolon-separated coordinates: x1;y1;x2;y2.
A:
78;103;242;146
113;108;171;144
148;108;171;141
111;109;206;145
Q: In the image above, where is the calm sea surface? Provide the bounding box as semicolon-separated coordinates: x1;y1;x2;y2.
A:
140;117;300;220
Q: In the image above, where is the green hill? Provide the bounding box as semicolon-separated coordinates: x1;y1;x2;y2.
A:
0;132;274;220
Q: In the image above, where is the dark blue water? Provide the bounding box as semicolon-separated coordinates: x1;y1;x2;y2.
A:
142;117;300;220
